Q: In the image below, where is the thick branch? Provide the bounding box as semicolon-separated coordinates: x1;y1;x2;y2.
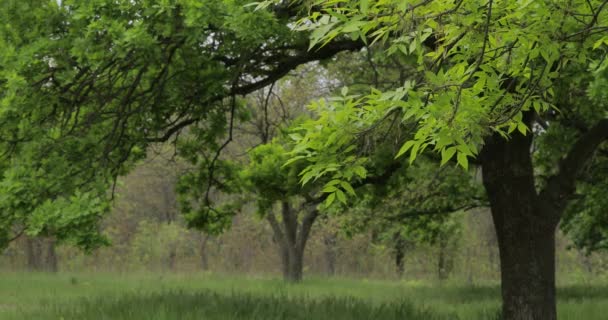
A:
297;209;319;251
146;39;364;143
540;118;608;211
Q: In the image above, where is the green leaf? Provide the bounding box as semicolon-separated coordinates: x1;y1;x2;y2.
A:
517;122;528;135
326;179;341;186
360;0;369;14
341;21;366;33
340;181;356;196
353;166;367;178
336;189;347;204
325;192;336;207
300;170;316;185
457;152;469;170
409;40;417;54
440;147;457;166
409;142;420;164
322;185;338;193
289;133;303;141
396;140;415;158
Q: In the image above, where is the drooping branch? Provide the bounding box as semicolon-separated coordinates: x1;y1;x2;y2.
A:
146;39;364;143
540;118;608;213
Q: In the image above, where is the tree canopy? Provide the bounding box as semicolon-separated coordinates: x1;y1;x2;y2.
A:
3;1;608;319
0;0;360;249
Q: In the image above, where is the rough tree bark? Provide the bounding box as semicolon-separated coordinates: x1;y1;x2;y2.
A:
481;123;559;320
480;116;608;320
267;201;318;282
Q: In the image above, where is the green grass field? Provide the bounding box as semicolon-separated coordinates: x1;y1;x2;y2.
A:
0;273;606;319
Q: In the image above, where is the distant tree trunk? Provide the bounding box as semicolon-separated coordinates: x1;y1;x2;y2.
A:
465;247;474;285
267;201;318;282
393;235;407;278
437;233;452;281
481;122;561;320
199;234;210;271
166;246;177;271
45;238;58;273
25;237;57;272
323;233;337;276
395;247;405;278
25;237;42;271
437;239;447;281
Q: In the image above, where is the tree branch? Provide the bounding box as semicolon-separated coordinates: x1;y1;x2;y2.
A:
386;202;487;222
297;208;319;251
266;211;289;251
146;39;364;143
539;118;608;212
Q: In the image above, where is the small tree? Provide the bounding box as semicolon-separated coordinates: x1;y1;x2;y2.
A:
241;142;320;282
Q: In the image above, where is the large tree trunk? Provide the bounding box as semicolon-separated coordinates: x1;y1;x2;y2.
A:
495;214;556;320
481;124;560;320
285;246;304;282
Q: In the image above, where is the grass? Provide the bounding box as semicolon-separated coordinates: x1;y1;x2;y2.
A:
0;272;606;319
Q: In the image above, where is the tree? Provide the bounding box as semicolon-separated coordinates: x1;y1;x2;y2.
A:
241;143;320;282
0;0;362;250
4;0;608;318
271;1;608;319
175;63;335;281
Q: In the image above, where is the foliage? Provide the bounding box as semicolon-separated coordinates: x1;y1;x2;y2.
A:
0;0;307;247
240;142;307;213
272;0;608;208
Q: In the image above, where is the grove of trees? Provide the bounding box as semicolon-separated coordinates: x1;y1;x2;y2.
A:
1;1;608;320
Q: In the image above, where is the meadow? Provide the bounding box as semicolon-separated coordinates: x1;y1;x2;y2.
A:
0;273;606;320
